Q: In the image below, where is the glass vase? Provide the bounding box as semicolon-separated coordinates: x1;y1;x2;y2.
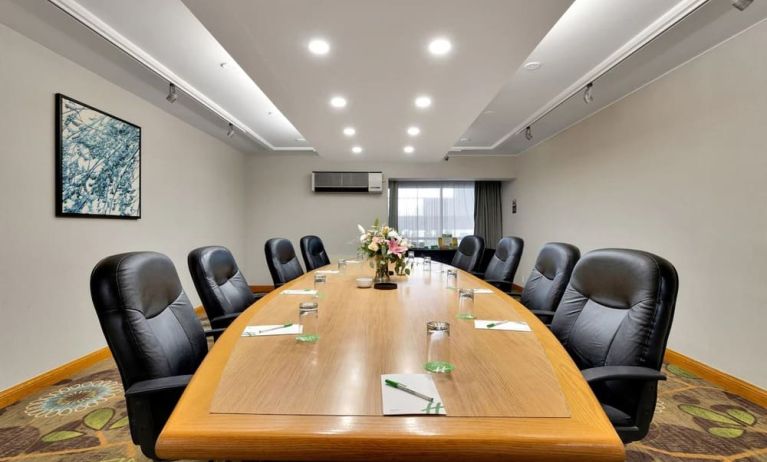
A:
373;255;390;283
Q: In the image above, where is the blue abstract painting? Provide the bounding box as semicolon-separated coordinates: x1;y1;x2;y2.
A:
56;94;141;218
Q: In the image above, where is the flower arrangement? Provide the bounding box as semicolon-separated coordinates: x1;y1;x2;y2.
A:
358;219;411;282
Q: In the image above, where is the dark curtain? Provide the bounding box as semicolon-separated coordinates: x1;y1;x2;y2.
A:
473;181;503;247
387;180;398;229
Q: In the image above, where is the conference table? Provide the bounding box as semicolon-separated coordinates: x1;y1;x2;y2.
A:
155;260;625;461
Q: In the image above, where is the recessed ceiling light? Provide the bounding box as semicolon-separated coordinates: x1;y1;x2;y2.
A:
523;61;542;71
414;96;432;109
308;38;330;55
352;146;363;154
403;145;415;154
330;96;347;108
428;37;452;56
343;127;356;137
407;126;421;136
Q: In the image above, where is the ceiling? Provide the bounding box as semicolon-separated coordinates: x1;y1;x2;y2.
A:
1;0;765;161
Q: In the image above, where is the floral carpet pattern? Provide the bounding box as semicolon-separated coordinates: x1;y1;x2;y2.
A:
1;360;765;461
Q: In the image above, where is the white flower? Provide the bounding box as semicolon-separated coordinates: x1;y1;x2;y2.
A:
357;224;366;234
387;230;399;239
368;242;379;252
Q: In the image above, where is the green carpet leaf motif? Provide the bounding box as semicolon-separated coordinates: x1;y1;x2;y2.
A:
41;430;83;443
726;408;756;426
666;364;700;379
707;426;745;438
108;415;129;430
84;408;114;431
679;404;742;426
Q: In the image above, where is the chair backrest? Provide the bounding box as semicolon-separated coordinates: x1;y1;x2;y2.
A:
90;252;207;390
265;238;305;287
483;236;524;283
300;235;331;271
520;242;580;312
550;248;678;433
451;235;485;272
188;246;255;321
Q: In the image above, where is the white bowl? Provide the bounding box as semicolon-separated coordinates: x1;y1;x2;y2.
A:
356;277;373;288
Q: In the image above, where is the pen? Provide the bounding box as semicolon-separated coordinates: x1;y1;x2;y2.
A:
486;320;509;329
257;323;293;334
384;379;434;403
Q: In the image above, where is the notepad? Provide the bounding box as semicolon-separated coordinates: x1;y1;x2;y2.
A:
474;320;531;332
381;374;447;415
281;289;318;295
242;324;303;337
473;288;494;294
315;270;339;274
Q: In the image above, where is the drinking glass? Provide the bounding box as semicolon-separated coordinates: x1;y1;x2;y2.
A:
297;301;319;343
457;288;475;319
424;321;454;373
337;259;347;273
446;269;458;289
314;273;327;290
423;256;432;272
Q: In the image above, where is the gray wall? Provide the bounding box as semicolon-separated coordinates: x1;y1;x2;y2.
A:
243;154;516;282
504;19;767;388
0;24;247;390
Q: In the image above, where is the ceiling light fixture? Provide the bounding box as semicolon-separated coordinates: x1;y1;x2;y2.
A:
732;0;753;10
308;38;330;55
403;145;415;154
524;126;533;141
523;61;541;71
166;82;177;103
352;146;363;154
330;96;347;108
343;127;356;137
583;83;594;104
428;37;452;56
295;137;306;142
414;96;432;109
227;123;235;138
407;126;421;136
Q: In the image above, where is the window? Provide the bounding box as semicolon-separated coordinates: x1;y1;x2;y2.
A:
394;182;474;248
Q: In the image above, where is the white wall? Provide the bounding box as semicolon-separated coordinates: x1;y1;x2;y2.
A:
504;20;767;388
243;155;515;282
0;24;247;390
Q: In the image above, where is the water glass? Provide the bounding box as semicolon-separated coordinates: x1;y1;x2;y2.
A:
424;321;454;373
457;288;475;320
446;269;458;289
337;259;347;273
297;301;319;343
314;273;327;290
423;256;432;272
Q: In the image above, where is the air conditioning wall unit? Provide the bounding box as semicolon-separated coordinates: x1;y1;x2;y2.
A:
311;171;384;193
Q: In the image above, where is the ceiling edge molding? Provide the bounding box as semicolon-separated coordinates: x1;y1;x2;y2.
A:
47;0;315;152
452;0;709;152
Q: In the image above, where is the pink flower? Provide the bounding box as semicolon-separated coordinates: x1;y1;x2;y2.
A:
388;239;407;257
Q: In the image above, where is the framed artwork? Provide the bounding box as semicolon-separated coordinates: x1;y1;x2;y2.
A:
55;93;141;219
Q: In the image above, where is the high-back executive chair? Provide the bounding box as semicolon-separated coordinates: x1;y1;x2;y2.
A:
90;252;221;460
188;245;263;330
265;238;305;288
300;235;331;271
478;236;524;292
518;242;580;323
450;235;485;273
550;248;678;443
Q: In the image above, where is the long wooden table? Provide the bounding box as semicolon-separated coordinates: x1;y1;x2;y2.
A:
156;261;625;461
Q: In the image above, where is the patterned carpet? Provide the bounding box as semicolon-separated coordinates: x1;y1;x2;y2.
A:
1;359;765;461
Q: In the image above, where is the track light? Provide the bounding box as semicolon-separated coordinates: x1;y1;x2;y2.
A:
166;82;177;103
525;126;533;141
583;83;594;104
732;0;753;11
227;123;235;137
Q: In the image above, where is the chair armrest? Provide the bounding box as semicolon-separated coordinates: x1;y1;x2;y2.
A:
470;271;485;278
484;279;512;292
581;366;666;385
210;312;241;329
530;309;556;324
252;292;266;299
204;328;227;339
124;375;192;398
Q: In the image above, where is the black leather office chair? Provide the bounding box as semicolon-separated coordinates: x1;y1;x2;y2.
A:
477;236;524;292
517;242;580;324
90;252;220;460
451;235;485;273
265;238;305;287
188;246;263;330
300;235;331;271
550;249;678;443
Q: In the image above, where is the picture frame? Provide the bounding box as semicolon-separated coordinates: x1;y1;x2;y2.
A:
55;93;142;219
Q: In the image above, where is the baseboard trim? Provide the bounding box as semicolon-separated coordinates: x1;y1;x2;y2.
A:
0;347;112;409
665;349;767;408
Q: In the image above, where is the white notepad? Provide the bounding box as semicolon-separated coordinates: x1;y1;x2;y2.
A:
315;270;339;274
281;289;318;295
472;288;494;294
474;320;531;332
381;374;447;415
242;324;303;337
